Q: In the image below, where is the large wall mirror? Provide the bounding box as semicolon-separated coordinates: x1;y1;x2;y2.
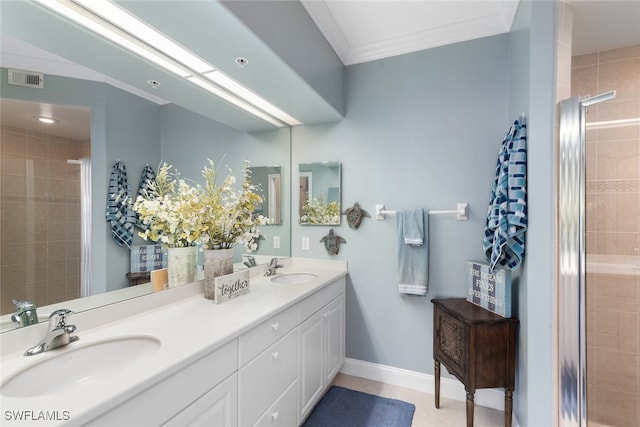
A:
298;161;341;225
0;6;292;332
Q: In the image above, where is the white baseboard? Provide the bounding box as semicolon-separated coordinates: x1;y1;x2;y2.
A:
340;358;520;427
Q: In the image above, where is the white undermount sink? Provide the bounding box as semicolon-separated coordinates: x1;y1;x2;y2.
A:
1;335;161;398
270;273;318;284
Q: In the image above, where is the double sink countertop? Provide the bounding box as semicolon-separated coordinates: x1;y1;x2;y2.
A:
0;258;348;426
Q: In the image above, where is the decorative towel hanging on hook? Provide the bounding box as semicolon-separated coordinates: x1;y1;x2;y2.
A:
483;115;528;271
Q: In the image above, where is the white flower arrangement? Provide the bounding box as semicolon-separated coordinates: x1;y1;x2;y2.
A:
133;160;264;251
300;194;341;224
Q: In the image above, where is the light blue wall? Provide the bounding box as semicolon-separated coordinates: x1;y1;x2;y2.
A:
103;87;162;292
508;1;557;426
292;34;510;372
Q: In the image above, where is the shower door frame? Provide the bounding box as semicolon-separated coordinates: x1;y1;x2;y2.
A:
558;91;616;427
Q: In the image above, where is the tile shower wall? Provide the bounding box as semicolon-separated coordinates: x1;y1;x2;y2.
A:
0;125;90;315
573;44;640;426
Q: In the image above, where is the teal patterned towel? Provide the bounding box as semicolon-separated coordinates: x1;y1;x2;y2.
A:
483;116;527;271
135;165;156;231
105;160;135;247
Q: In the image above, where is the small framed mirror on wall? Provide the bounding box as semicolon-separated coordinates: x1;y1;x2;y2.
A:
298;161;341;225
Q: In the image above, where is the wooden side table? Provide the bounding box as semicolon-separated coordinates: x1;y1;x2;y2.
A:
432;298;518;427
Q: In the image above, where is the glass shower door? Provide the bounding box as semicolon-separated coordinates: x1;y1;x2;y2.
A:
559;86;639;427
584;103;640;427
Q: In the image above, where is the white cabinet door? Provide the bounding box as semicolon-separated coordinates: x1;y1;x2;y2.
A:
298;309;325;421
164;373;238;427
298;293;346;423
324;295;345;385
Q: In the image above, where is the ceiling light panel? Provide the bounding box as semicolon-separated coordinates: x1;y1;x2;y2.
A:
72;0;213;73
34;0;191;77
186;76;285;128
204;71;301;126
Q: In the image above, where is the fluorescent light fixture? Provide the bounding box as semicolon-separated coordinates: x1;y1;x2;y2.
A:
186;77;286;128
73;0;214;73
204;71;302;126
34;0;191;77
34;0;302;128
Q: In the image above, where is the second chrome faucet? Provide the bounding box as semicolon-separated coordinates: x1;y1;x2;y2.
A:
24;309;79;356
264;258;284;277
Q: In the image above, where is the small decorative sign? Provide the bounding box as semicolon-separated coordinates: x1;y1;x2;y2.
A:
466;261;512;317
213;269;250;304
131;245;167;273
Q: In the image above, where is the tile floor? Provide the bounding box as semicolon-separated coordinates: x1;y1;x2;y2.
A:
331;373;506;427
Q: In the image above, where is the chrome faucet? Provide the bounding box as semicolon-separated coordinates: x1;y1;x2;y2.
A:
24;309;79;356
264;258;284;276
11;300;39;328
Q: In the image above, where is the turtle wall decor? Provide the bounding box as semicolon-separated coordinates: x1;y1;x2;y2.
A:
342;202;370;230
320;229;347;256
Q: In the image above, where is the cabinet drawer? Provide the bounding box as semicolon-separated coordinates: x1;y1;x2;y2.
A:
238;330;298;427
163;373;237;427
297;277;345;323
88;339;238;426
253;380;297;427
239;305;297;366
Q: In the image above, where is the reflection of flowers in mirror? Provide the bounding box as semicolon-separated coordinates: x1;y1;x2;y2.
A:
301;194;340;224
133;160;265;251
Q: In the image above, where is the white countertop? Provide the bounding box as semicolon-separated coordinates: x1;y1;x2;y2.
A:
0;258;347;426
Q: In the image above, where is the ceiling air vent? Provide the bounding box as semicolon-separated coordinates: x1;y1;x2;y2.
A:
8;69;44;89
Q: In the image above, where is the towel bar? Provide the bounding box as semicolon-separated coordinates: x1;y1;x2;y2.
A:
375;203;468;221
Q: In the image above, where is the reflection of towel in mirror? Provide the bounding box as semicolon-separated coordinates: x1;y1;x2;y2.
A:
135;165;156;231
105;160;135;247
483;116;527;271
397;209;429;296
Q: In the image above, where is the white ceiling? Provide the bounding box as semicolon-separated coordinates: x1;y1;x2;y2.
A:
301;0;520;65
302;0;640;65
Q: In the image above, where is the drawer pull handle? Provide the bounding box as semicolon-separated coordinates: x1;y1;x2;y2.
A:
271;411;279;421
272;351;279;360
272;322;279;331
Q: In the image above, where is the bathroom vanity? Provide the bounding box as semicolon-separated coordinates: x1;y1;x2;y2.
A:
0;258;347;427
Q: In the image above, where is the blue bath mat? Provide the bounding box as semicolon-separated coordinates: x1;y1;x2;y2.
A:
303;385;415;427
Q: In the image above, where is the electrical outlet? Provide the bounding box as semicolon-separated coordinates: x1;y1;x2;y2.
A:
302;237;310;250
273;236;280;249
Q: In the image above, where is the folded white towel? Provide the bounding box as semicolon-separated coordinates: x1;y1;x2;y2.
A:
397;209;429;296
402;208;424;246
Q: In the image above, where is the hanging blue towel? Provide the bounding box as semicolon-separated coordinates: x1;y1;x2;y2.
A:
483;116;527;271
403;209;424;246
135;165;156;231
397;209;429;296
105;160;135;247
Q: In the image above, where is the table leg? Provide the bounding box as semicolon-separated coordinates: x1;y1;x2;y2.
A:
466;391;474;427
434;360;440;409
505;389;513;427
